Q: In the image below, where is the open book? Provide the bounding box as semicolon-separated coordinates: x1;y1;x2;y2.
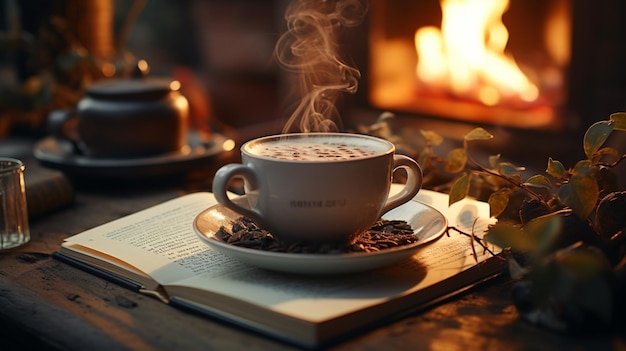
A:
54;186;505;349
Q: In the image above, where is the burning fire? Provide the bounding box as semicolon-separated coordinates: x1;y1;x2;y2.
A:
414;0;538;106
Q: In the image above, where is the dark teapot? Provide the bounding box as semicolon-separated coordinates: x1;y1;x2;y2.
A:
49;78;189;159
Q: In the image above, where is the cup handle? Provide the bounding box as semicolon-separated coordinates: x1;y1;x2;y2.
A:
48;109;81;153
212;163;265;224
381;155;423;214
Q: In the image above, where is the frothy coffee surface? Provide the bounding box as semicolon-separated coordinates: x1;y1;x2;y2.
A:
248;136;387;161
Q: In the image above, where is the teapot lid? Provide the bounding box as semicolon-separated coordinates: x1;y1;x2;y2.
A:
85;78;177;99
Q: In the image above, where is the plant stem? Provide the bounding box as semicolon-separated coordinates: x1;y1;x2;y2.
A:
465;147;546;204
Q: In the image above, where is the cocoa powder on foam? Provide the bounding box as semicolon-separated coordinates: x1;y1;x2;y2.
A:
250;142;381;161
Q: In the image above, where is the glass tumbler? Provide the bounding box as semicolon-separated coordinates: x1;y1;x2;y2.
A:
0;158;30;250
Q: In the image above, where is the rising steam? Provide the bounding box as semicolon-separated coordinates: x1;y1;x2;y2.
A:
274;0;368;133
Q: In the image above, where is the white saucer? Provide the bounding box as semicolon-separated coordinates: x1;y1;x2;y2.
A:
193;198;447;274
33;131;234;178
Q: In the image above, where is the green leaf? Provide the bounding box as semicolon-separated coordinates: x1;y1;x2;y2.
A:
420;130;444;146
498;162;525;177
583;121;614;159
488;188;511;218
546;157;567;178
609;112;626;130
486;173;508;189
558;173;599;218
445;148;467;173
464;127;494;141
449;173;470;207
484;222;528;251
572;160;594;177
595;146;619;158
524;215;563;255
487;216;561;260
523;174;552;188
590;147;619;164
488;154;501;169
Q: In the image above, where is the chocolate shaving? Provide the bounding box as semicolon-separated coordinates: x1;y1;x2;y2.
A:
216;217;419;254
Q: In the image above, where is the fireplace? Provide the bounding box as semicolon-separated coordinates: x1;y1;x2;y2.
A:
347;0;626;136
367;0;568;130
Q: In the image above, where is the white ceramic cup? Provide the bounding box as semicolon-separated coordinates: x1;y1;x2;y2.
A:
212;132;423;244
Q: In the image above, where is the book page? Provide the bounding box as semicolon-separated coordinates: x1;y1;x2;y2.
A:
64;192;255;285
413;189;498;271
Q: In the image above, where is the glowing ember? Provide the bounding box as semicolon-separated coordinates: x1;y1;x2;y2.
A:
414;0;539;106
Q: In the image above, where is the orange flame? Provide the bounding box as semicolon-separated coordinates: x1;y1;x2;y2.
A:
415;0;538;106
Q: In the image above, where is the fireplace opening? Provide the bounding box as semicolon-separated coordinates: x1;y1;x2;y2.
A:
366;0;571;130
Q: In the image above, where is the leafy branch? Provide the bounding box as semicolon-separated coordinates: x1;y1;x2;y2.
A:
358;112;626;332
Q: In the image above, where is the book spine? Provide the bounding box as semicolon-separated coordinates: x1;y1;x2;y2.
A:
51;253;144;292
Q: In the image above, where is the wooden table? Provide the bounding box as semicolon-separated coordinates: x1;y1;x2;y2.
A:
1;137;625;351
